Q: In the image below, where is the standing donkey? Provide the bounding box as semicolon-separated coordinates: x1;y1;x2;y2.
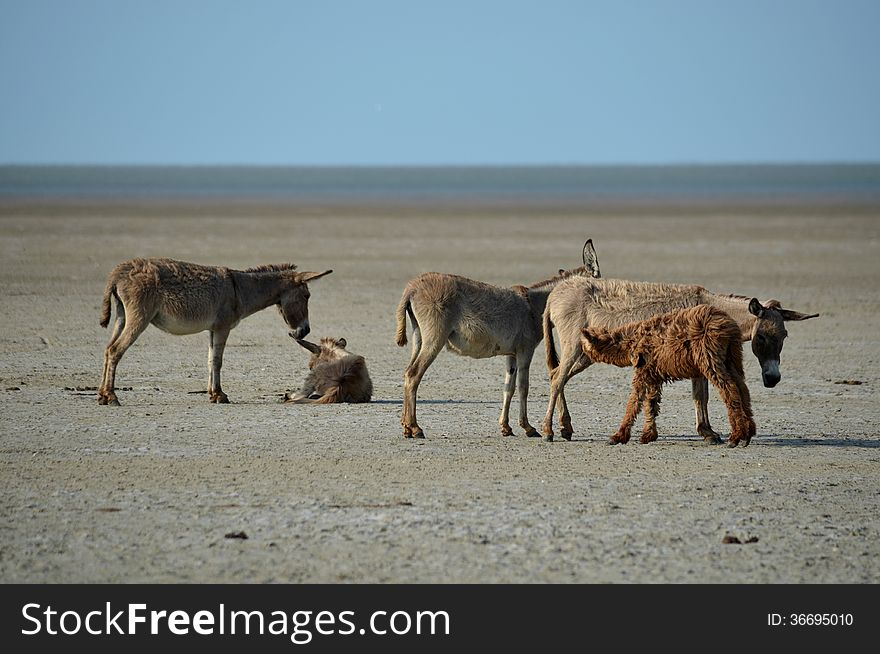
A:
395;241;601;439
541;276;819;441
581;305;755;447
98;258;332;405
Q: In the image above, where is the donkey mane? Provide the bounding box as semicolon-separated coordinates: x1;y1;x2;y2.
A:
242;263;298;273
529;265;593;290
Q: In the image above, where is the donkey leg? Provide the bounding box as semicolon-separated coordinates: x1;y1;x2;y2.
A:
542;360;573;441
730;367;755;445
401;323;423;434
705;369;749;447
611;383;643;444
208;329;231;403
99;302;126;404
408;323;422;366
515;349;539;438
499;355;517;436
102;312;150;406
401;337;444;439
557;355;591;439
640;386;661;444
692;377;722;444
542;342;581;441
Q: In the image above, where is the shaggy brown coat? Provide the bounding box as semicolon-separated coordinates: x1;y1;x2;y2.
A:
581;305;755;447
98;258;332;405
284;337;373;404
541;276;818;442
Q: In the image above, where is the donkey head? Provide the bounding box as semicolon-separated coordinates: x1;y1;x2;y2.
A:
748;298;819;388
581;327;634;368
293;336;349;370
279;270;333;339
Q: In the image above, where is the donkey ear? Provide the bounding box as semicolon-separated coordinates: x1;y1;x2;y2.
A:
582;239;601;278
581;327;596;344
295;338;322;354
778;308;820;321
336;337;347;348
748;298;765;318
298;270;333;283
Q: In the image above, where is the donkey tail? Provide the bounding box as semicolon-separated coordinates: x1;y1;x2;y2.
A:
544;307;559;372
395;287;416;347
99;279;116;328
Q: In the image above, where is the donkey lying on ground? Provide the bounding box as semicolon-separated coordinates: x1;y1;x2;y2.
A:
542;277;818;442
284;337;373;404
98;258;332;405
582;305;755;448
395;240;601;439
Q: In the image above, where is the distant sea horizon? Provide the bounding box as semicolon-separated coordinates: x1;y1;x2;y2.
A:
2;163;879;204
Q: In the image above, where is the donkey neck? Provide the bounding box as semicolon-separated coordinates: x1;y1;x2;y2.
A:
703;292;757;339
230;269;291;318
527;273;582;317
525;286;553;318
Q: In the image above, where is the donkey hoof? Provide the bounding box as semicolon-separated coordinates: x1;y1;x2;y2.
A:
698;425;723;443
559;430;573;441
412;429;425;439
500;425;513;437
541;434;554;443
108;397;120;407
97;395;108;405
216;395;229;404
727;439;739;448
525;428;540;438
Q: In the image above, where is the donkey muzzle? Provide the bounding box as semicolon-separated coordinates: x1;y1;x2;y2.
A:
762;373;780;388
289;324;310;340
761;359;781;388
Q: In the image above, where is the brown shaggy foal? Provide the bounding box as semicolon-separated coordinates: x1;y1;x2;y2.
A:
284;337;373;404
581;305;756;448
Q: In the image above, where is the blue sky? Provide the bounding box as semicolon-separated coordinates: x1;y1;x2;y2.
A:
1;0;878;165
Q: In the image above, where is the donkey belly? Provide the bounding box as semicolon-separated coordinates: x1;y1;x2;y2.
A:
446;331;513;359
151;313;213;335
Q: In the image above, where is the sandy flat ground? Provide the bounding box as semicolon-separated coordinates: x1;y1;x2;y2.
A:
1;201;878;583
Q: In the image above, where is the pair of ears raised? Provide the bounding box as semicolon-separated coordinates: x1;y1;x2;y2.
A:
748;298;820;321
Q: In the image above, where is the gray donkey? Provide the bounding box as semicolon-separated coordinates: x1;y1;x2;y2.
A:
98;258;332;405
395;241;601;439
284;337;373;404
542;276;818;442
